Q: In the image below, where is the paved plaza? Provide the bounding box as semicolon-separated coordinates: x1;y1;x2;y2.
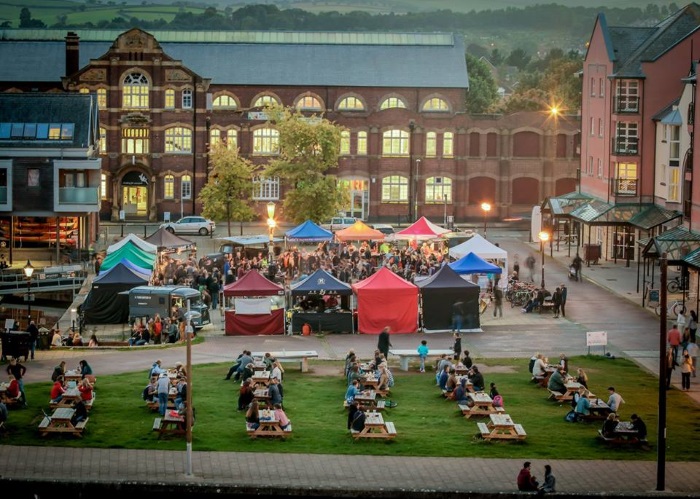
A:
1;227;699;497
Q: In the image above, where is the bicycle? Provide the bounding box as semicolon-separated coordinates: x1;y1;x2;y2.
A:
666;275;689;294
655;300;686;317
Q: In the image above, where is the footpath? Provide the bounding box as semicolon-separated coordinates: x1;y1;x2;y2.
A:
1;230;699;497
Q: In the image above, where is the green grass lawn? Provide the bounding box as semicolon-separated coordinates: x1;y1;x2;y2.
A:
4;355;698;460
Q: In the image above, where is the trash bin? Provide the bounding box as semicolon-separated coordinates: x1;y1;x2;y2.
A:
584;243;601;265
1;331;31;361
38;331;51;350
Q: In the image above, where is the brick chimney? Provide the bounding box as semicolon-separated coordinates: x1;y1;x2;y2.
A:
65;32;80;77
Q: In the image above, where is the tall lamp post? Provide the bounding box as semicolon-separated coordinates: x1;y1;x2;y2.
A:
538;231;549;288
24;260;34;329
481;202;491;235
266;202;276;265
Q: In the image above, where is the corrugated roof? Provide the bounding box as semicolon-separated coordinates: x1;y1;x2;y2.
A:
0;93;97;149
541;191;596;217
641;225;700;261
0;30;469;88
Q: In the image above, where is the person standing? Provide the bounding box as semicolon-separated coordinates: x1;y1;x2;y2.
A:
559;284;568;317
27;320;39;360
417;339;429;373
451;299;465;333
493;286;503;318
680;350;693;391
665;346;678;389
551;287;562;318
6;358;26;405
525;255;536;282
377;326;392;360
156;372;170;416
452;332;462;361
688;310;698;343
668;323;682;364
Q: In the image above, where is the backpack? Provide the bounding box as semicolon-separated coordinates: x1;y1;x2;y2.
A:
564;409;579;423
492;394;504;408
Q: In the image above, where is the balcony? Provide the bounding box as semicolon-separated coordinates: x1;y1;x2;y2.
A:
613;96;640;114
58;187;99;205
612;136;639;155
611;178;638;196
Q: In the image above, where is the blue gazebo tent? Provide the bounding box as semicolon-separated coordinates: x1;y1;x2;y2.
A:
448;252;503;275
285;220;333;242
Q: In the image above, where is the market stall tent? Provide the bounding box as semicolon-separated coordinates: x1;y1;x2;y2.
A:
98;257;151;280
80;262;149;324
351;266;418;334
449;252;503;275
290;268;354;333
335;220;385;242
394;216;451;240
222;270;285;335
416;265;481;332
100;241;157;272
449;233;507;285
285;220;333;242
144;227;194;249
107;233;157;254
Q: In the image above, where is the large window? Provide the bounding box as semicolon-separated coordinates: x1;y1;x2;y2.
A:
616;162;637;194
381;175;408;203
226;129;238;151
338;96;365;111
422;97;449;112
164;174;174;199
615;80;640;112
382;129;409;156
122;73;149;109
182;89;193;109
340;131;350;155
97;88;107;109
99;127;107;154
210;129;222;148
379;97;407;110
253;176;280;200
252;127;279;155
165;127;192;153
357;131;367;155
164;89;175;109
212;95;237;110
426;132;437;157
296;96;322;111
615;122;638;154
181;175;192;199
100;173;107;200
121;128;149;154
253;95;280;108
425;176;452;203
443;132;454;157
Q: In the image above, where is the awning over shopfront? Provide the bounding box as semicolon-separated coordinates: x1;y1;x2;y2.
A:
541;191;596;217
640;225;700;263
569;201;682;230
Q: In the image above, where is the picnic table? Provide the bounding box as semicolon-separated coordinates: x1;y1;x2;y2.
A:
253;388;271;406
246;409;292;439
459;392;503;418
50;387;82;409
477;413;527;441
549;381;596;402
389;348;454;372
0;382;21;407
251;370;271;387
64;370;82;384
598;421;644;446
153;410;186;436
38;407;89;437
580;399;612;421
252;350;318;373
351;411;397;440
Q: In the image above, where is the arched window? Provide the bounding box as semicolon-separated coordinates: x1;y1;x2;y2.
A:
164;89;175;109
296;96;322;111
79;88;89;94
422;97;449;112
181;175;192;199
97;88;107;109
252;127;280;155
443;132;454;157
182;89;193;109
379;97;406;110
165;127;192;153
382;129;409;156
381;175;408;203
122;73;149;109
253;95;280;108
338;96;365;111
226;129;238;151
357;131;367;155
426;132;437;157
340;131;350;155
164;175;174;199
212;95;238;110
425;176;452;203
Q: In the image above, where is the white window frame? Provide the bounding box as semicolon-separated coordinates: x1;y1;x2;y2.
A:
181;175;192;200
379;97;407;110
164;89;175;109
226;129;238;151
382;129;409;157
357;131;367;155
253;95;280;108
443;132;454;158
421;98;449;113
381;175;408;203
212;94;238;110
425;176;452;203
182;89;193;109
252;127;280;155
122;73;149;109
164;174;175;199
296;96;323;111
338;96;365;111
252;175;280;200
165;127;192;153
426;132;437;157
340;131;350;155
121;128;149;154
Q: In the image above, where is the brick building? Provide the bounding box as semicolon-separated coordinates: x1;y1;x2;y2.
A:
0;27;579;238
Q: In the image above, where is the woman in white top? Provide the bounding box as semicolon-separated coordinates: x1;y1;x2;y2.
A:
532;354;547;377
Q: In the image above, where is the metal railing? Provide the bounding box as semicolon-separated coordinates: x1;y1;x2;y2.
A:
0;266;87;295
612;136;639;155
611;178;638;196
613;96;640;113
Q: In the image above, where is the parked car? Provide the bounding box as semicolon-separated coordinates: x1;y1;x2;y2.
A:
160;216;215;236
320;216;359;231
370;223;395;236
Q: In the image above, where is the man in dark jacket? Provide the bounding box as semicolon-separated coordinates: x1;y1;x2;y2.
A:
377;326;392;360
27;320;39;360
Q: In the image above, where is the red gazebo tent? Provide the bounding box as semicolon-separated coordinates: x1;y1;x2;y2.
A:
394;216;451;240
351;266;419;334
223;271;285;335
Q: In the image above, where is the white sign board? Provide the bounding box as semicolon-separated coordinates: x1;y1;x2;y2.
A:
586;331;608;346
5;319;14;330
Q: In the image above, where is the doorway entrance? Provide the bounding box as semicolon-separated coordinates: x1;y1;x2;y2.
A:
122;186;147;217
339;179;369;220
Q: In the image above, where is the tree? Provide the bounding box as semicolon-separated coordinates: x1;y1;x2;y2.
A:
198;144;256;236
505;48;531;71
19;7;46;28
465;53;499;114
263;104;348;224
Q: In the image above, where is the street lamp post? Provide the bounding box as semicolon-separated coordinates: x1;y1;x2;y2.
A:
443;194;448;227
23;260;34;329
266;202;276;265
538;231;549;288
481;202;491;235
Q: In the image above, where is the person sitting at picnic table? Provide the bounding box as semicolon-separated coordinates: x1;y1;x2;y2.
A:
437;363;450;391
576;368;589;389
547;367;567;394
517;461;539;491
237;379;255;411
461;350;473;369
78;359;93;379
435;354;452;384
347;364;364;388
630;413;647;440
345;379;361;405
174;377;188;411
142;376;158;403
263;352;276;371
174;361;187;380
78;377;94;402
268;376;283;408
450;377;470;404
470;366;485;392
239;362;255;384
245;399;261;430
445;367;458;393
348;403;366;433
50;375;66;404
377;363;391;392
601;412;619;437
51;361;66;382
531;353;547;378
5;374;23;404
573;386;591;418
273;403;291;430
606;386;625;413
51;328;63;348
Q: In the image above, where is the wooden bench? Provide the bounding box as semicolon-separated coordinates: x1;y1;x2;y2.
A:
251;350;318;373
343;399;386;411
514;424;527;438
597;429;646;446
477;422;490;437
548;389;565;401
389;348;454;372
38;417;88;437
458;404;504;418
537;301;555;314
38;417;51;430
351;423;397;440
246;422;292;439
153;418;162;431
385;421;397;436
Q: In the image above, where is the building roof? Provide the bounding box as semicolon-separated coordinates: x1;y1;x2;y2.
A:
603;3;700;77
0;29;469;89
0;93;98;149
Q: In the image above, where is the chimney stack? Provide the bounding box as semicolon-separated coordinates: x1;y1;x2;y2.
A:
65;32;80;77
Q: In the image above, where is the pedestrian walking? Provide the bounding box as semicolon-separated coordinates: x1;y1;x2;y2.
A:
493;286;503;318
451;299;465;333
452;332;461;361
377;326;392;360
417;339;429;373
552;287;562;318
27;321;39;360
559;283;568;317
525;255;536;282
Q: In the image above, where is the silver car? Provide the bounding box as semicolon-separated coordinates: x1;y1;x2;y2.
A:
160;216;216;236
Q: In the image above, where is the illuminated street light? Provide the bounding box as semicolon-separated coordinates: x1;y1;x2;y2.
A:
266;202;276;264
481;202;491;235
538;231;550;288
24;260;34;329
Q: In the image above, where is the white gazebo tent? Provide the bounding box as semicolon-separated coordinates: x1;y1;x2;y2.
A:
448;233;508;287
107;233;158;254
